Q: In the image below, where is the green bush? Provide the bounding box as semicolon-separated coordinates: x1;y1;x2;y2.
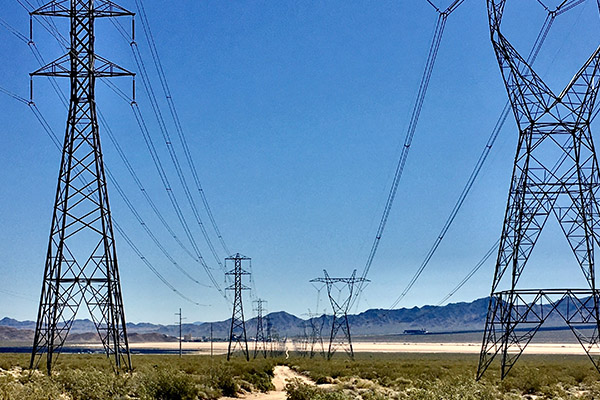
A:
242;368;274;392
285;379;352;400
1;352;600;399
0;371;63;400
56;368;131;400
140;366;201;400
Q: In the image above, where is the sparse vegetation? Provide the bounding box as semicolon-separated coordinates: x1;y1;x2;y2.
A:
283;353;600;399
0;353;275;399
0;352;600;399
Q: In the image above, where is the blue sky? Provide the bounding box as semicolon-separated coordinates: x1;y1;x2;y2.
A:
0;0;599;325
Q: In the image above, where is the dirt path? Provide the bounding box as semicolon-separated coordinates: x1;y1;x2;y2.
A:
219;365;313;400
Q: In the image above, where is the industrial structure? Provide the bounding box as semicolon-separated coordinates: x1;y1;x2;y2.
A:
3;0;597;383
311;270;368;360
29;0;134;374
307;310;325;359
253;299;268;359
478;0;600;379
226;253;251;361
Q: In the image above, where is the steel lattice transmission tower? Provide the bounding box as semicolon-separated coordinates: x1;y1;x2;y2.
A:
265;316;278;357
478;0;600;380
253;299;268;359
311;270;368;360
307;310;325;359
29;0;135;373
226;253;250;361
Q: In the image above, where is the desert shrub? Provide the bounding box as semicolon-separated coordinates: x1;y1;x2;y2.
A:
285;379;352;400
360;390;394;400
241;369;274;392
140;366;201;400
211;366;238;397
0;355;28;371
315;375;334;384
56;367;131;400
3;352;600;399
0;371;63;400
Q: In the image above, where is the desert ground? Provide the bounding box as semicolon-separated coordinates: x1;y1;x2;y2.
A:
91;339;597;356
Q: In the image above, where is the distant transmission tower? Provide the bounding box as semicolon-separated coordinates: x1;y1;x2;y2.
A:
253;299;268;359
307;310;325;359
311;270;368;360
29;0;134;373
478;0;600;380
226;253;250;361
265;316;275;357
299;321;309;357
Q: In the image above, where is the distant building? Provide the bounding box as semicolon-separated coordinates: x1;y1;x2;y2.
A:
184;333;193;341
403;329;428;335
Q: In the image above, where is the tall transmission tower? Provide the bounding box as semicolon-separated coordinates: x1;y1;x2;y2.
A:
226;253;250;361
311;270;368;360
29;0;135;374
253;299;268;359
478;0;600;380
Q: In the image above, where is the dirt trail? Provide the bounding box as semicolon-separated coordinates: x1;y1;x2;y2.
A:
219;365;313;400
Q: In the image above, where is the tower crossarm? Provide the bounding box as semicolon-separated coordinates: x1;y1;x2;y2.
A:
32;0;134;18
31;54;134;78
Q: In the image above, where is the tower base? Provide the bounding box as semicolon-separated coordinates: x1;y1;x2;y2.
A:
478;289;600;379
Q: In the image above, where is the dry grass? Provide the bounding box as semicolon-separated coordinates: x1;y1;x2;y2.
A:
0;352;599;399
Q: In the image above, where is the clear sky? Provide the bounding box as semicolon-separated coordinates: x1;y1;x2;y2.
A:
1;0;599;325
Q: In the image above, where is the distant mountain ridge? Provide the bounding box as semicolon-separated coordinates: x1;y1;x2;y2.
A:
0;297;576;342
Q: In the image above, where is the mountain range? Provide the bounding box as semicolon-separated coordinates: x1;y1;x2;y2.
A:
0;297;579;342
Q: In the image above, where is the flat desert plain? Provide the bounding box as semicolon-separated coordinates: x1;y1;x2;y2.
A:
89;340;595;355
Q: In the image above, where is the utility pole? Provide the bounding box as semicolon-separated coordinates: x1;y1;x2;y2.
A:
29;0;135;374
225;253;250;361
175;308;184;357
478;0;600;380
210;323;213;359
311;270;368;360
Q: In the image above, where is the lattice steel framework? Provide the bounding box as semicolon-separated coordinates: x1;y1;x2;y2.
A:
30;0;134;374
294;321;309;357
311;270;368;360
307;310;325;359
253;299;268;359
226;253;250;361
478;0;600;380
265;316;280;357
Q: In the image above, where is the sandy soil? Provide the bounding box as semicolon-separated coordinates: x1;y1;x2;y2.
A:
114;341;600;355
219;365;313;400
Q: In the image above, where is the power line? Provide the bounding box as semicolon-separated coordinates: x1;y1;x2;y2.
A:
13;8;233;302
436;132;576;306
436;240;499;306
129;38;227;273
97;109;203;267
106;11;236;295
114;220;204;306
129;99;229;301
0;17;220;295
387;0;584;310
133;0;231;256
0;85;205;307
353;0;465;304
